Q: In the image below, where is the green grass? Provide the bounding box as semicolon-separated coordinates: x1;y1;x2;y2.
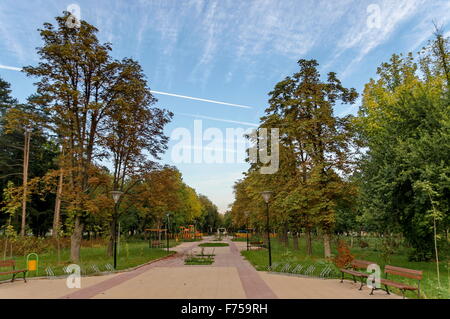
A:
0;240;176;281
184;256;214;265
180;238;203;242
240;236;450;299
198;242;229;247
231;237;247;242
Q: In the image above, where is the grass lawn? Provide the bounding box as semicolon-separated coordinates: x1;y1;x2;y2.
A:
0;239;178;282
198;242;229;247
240;236;450;299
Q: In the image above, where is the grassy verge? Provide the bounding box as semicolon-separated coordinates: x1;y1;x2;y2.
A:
198;242;229;247
0;240;177;281
184;256;214;265
180;238;203;242
240;236;450;299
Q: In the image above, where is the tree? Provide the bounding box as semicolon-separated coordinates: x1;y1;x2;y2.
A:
0;77;17;118
1;78;58;235
22;13;171;261
198;194;220;233
102;57;172;255
356;33;450;260
259;59;358;257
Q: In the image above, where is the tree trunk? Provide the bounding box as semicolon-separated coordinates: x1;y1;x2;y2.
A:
70;215;83;262
52;168;63;238
293;232;299;250
21;130;31;236
323;232;332;258
306;229;313;256
283;224;289;247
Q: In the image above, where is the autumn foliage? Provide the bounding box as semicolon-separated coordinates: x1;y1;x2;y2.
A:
333;240;354;268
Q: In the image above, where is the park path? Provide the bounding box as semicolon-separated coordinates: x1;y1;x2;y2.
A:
0;237;400;299
61;236;277;299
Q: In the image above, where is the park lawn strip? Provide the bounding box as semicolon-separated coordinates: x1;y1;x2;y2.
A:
184;256;214;265
240;236;449;299
198;243;229;247
0;240;178;282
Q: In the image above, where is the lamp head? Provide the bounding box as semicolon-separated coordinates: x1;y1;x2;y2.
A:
261;191;273;203
109;190;123;204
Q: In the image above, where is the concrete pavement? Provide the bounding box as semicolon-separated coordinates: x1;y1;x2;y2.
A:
0;237;400;299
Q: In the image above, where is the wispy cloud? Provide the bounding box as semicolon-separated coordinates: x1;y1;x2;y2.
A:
175;112;258;127
326;0;445;78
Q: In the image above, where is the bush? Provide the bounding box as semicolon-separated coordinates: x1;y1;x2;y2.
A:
333;240;354;268
359;240;369;248
7;236;51;255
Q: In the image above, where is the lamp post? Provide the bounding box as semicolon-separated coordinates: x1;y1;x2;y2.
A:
261;191;273;268
166;213;170;252
245;211;250;251
110;190;123;269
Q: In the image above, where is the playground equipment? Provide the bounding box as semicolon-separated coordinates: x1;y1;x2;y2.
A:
145;228;167;248
26;253;38;276
178;225;202;240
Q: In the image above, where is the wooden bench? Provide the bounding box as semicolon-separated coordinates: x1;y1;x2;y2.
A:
340;259;375;290
250;241;265;249
374;265;423;299
0;260;27;283
149;240;163;248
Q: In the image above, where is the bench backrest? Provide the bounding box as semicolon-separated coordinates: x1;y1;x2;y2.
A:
385;265;422;280
0;260;15;268
351;259;376;270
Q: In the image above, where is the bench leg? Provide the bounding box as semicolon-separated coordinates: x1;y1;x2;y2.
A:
340;272;344;283
384;285;390;295
11;273;16;283
370;287;375;295
401;289;405;299
359;278;364;290
352;275;356;283
23;271;27;283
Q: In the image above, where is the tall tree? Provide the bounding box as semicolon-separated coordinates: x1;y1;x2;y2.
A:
22;13;170;261
356;33;450;260
260;59;358;257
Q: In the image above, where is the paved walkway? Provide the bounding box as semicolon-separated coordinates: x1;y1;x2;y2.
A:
0;237;400;299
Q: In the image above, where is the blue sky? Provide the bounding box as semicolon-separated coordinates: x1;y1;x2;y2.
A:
1;0;450;213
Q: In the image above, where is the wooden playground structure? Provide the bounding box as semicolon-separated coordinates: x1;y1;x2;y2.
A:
145;225;202;248
178;225;203;240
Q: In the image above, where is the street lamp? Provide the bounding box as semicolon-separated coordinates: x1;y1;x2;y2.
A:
110;190;123;269
261;191;273;268
166;213;170;252
245;211;250;251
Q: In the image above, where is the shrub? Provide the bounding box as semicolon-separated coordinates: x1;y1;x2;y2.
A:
359;240;369;248
333;240;354;268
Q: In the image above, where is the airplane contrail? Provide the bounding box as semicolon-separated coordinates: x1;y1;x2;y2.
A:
150;90;253;109
0;65;254;109
0;65;22;71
